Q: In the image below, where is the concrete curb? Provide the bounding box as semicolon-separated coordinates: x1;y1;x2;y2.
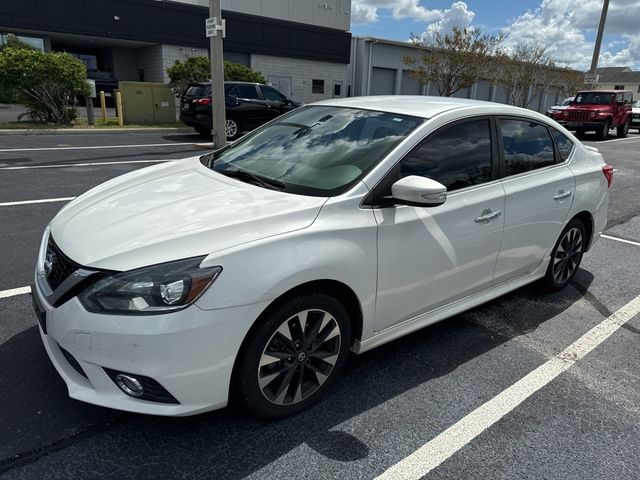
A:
0;127;195;135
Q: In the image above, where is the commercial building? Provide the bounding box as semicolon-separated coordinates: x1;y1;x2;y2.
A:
348;37;574;113
594;67;640;100
0;0;351;103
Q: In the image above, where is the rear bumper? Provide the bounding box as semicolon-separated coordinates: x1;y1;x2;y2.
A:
179;113;211;130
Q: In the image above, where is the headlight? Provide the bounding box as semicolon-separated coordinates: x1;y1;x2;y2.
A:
79;256;221;315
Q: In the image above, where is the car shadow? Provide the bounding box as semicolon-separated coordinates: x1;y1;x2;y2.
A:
1;271;596;477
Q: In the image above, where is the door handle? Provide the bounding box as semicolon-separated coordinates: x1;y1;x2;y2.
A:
474;209;501;223
553;190;572;200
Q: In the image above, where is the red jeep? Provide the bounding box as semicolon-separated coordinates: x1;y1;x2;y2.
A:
561;89;632;140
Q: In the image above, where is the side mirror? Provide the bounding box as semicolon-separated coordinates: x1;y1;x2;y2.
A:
391;175;447;207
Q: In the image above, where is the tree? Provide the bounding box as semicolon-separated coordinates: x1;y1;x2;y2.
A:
167;56;211;97
167;57;267;96
404;27;505;97
497;42;556;108
0;47;89;124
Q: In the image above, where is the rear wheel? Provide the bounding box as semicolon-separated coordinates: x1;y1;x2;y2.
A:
617;118;630;138
542;218;586;291
598;118;610;141
234;293;351;419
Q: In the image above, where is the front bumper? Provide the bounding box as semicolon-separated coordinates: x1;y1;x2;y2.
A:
32;279;270;416
564;121;606;130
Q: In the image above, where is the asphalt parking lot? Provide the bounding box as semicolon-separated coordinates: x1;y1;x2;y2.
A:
1;129;639;479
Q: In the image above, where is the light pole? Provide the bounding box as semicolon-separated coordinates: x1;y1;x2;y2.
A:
209;0;226;148
588;0;610;89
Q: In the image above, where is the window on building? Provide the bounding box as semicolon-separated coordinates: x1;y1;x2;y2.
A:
614;85;625;90
312;79;325;94
400;119;493;191
500;119;555;176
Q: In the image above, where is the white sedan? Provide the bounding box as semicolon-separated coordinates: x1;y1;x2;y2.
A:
32;96;611;418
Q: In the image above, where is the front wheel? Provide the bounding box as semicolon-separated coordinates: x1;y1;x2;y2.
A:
617;118;630;138
598;119;610;141
225;117;240;140
234;293;351;419
542;218;586;291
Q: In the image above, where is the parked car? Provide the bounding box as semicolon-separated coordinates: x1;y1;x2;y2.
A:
546;96;574;123
33;96;611;418
179;81;301;139
560;89;632;140
631;99;640;131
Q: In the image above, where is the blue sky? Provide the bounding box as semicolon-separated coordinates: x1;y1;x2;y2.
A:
349;1;640;70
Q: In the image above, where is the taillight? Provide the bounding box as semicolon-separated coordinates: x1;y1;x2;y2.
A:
193;98;211;106
602;164;614;188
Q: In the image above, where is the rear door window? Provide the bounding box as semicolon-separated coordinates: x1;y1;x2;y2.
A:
236;84;260;99
500;119;555;176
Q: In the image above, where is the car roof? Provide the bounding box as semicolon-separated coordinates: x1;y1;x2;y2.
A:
311;95;536;119
188;81;262;86
578;89;632;93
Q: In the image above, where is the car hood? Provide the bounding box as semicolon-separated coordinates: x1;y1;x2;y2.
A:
50;157;327;271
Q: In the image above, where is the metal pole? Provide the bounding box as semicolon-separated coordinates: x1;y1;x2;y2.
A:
588;0;609;88
209;0;226;148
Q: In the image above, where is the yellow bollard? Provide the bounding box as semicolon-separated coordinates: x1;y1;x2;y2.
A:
116;91;124;126
99;91;107;122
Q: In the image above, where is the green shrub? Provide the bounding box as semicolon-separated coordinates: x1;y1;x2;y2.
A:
0;47;89;124
167;56;267;96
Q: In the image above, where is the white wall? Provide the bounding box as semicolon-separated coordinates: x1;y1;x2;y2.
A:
251;54;348;103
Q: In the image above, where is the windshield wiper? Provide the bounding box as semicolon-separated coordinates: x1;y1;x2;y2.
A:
217;167;286;190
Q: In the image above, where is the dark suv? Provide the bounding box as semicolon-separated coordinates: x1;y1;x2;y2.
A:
179;81;301;139
561;90;632;140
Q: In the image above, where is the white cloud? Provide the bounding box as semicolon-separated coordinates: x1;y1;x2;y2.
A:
350;0;471;25
502;0;640;70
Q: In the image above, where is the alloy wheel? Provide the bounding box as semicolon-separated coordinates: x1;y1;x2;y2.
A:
225;119;238;138
258;309;341;406
552;227;583;284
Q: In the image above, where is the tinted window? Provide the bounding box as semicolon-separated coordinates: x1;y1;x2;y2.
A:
312;79;324;94
233;84;259;99
400;119;492;191
501;119;555;176
550;128;574;161
185;86;206;97
261;86;286;102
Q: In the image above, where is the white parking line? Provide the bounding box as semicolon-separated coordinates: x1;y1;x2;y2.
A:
601;234;640;248
376;294;640;480
0;159;175;170
0;197;75;207
0;286;31;299
591;136;640;144
0;142;194;153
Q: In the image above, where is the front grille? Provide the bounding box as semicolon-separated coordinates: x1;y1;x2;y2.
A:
103;368;180;404
566;110;592;121
45;236;83;291
59;345;88;378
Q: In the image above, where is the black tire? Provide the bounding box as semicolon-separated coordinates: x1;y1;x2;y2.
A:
225;117;240;140
617;118;630;138
195;127;211;138
234;293;351;419
575;128;585;139
542;218;586;291
598;118;610;141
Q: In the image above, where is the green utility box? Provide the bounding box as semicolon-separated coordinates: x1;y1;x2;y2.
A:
118;81;176;125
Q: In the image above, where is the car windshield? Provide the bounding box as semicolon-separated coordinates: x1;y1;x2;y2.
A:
561;98;573;106
185;85;207;97
574;92;614;105
207;106;424;196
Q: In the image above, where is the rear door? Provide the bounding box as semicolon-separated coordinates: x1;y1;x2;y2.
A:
493;117;575;283
226;84;268;129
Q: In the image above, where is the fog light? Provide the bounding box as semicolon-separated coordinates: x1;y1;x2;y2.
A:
115;374;144;397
